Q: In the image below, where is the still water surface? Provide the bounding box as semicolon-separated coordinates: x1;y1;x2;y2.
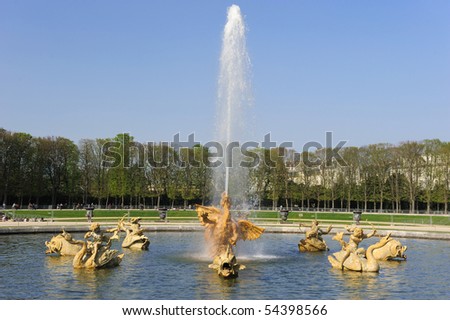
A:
0;232;449;299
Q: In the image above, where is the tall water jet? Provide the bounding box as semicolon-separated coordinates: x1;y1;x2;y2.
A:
214;4;252;208
195;5;264;279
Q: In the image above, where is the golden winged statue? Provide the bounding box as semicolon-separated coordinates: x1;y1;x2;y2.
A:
196;192;265;257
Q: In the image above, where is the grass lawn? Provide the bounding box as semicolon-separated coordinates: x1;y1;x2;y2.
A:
3;208;450;226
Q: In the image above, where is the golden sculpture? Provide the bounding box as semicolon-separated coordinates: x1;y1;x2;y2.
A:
111;216;150;250
45;229;83;256
333;225;377;260
73;223;124;269
208;245;245;278
298;220;332;252
195;192;265;278
372;234;407;261
327;224;408;272
328;232;390;272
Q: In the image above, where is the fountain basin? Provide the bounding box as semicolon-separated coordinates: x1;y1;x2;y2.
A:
0;232;449;299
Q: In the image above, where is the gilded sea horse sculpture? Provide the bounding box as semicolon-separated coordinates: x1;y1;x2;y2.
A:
73;223;124;269
195;192;265;278
111;216;150;250
45;229;83;256
298;220;332;252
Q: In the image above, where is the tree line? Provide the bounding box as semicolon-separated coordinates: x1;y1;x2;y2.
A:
1;128;449;213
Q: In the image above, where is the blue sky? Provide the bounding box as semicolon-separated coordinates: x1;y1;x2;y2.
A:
1;0;449;150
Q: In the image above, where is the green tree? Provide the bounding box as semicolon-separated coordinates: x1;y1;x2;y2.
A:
36;136;79;208
146;143;174;208
267;147;289;210
249;148;271;209
340;147;359;211
298;151;319;209
398;141;424;213
422;139;442;213
439;142;450;213
177;147;197;208
106;134;127;207
78;139;97;204
366;143;393;211
191;145;213;205
0;129;15;205
93;138;111;206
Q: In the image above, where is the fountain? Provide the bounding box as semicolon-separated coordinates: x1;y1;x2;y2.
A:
196;192;264;278
195;5;264;278
3;232;447;299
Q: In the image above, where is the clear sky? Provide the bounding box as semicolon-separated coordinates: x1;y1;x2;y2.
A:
1;0;449;150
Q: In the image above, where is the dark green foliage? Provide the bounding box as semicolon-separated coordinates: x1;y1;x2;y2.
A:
1;128;449;214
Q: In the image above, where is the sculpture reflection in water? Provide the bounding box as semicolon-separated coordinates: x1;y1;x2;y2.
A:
72;223;124;269
45;229;82;256
110;216;150;250
298;220;332;252
328;225;407;272
196;192;265;278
